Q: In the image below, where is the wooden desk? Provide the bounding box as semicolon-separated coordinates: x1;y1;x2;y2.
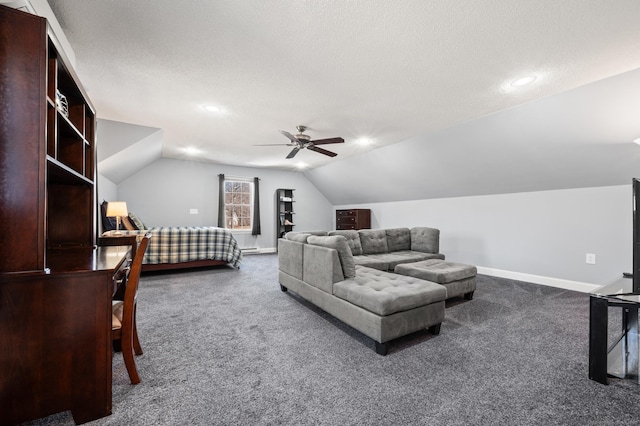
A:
99;235;138;260
0;246;129;425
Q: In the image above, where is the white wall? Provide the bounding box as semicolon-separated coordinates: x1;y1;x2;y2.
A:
96;174;118;234
115;158;333;251
337;185;631;289
306;68;640;206
97;174;117;203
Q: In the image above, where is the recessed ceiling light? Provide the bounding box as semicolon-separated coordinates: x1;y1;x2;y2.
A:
634;138;640;145
356;137;372;146
203;105;223;113
183;146;201;155
511;75;537;87
296;162;307;169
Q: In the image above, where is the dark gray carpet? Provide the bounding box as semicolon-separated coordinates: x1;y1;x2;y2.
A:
24;254;640;425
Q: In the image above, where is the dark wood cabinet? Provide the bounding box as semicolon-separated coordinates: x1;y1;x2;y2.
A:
276;188;295;240
336;209;371;230
0;5;122;425
0;4;96;273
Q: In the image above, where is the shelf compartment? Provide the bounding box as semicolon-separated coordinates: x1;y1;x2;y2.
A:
47;156;93;186
46;181;93;248
55;57;86;134
56;137;84;175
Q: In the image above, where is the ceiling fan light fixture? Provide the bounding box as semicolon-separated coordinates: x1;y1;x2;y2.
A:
260;126;344;159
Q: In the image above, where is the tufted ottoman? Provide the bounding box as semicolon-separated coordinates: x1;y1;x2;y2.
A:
394;259;477;301
333;266;447;354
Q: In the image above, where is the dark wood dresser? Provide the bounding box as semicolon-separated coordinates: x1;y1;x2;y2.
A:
335;209;371;230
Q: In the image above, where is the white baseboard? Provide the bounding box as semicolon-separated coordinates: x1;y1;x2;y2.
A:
477;266;600;293
241;247;277;255
256;249;598;292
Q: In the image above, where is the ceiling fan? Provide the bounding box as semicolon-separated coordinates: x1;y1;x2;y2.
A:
256;125;344;159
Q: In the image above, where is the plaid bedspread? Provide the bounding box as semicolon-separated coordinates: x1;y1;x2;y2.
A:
102;227;242;268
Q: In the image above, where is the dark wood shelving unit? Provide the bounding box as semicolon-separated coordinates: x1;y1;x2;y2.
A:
0;5;126;425
276;188;295;241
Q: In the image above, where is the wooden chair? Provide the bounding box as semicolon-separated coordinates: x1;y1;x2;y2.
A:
112;232;151;384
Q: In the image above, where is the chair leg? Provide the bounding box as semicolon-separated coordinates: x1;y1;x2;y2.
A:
132;308;143;356
121;326;141;384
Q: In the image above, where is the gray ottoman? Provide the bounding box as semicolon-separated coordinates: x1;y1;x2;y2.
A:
394;259;477;301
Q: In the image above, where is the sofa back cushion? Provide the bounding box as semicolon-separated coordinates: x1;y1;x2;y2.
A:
307;235;356;278
277;239;304;279
285;232;312;243
385;228;411;252
411;227;440;254
328;230;363;255
358;229;388;254
303;230;329;236
303;244;345;293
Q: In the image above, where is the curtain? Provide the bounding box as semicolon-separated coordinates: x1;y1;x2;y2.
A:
217;174;225;228
252;177;261;235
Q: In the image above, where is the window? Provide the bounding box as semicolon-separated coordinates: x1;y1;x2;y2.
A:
224;179;253;231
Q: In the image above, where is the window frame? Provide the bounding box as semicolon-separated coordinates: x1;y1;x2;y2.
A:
222;177;254;233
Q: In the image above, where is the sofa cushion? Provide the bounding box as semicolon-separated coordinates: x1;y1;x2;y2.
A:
285;232;312;243
278;239;304;280
328;230;363;255
395;259;477;284
411;227;440;254
307;235;356;278
353;251;445;271
333;266;447;316
358;229;388;255
303;243;344;293
353;255;389;271
385;228;411;252
303;230;329;236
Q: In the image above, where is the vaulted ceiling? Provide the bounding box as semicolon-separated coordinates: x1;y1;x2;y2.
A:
45;0;640;202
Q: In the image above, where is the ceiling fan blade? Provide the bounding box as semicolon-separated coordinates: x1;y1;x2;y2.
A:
279;130;299;143
307;145;338;157
286;147;301;159
310;137;344;145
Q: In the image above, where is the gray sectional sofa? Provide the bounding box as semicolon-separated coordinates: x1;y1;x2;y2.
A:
329;228;444;270
278;227;451;355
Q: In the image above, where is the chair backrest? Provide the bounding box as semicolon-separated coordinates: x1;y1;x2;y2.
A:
120;233;151;330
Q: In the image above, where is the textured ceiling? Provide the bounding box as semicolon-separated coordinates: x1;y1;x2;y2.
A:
46;0;640;176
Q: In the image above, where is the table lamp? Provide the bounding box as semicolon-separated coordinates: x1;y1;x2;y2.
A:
106;201;128;235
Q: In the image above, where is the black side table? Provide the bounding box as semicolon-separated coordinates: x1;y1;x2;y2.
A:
589;275;639;385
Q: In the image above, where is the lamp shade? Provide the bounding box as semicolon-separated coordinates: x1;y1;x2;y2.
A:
106;201;128;218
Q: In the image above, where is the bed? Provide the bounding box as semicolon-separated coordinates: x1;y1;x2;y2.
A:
100;227;243;272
